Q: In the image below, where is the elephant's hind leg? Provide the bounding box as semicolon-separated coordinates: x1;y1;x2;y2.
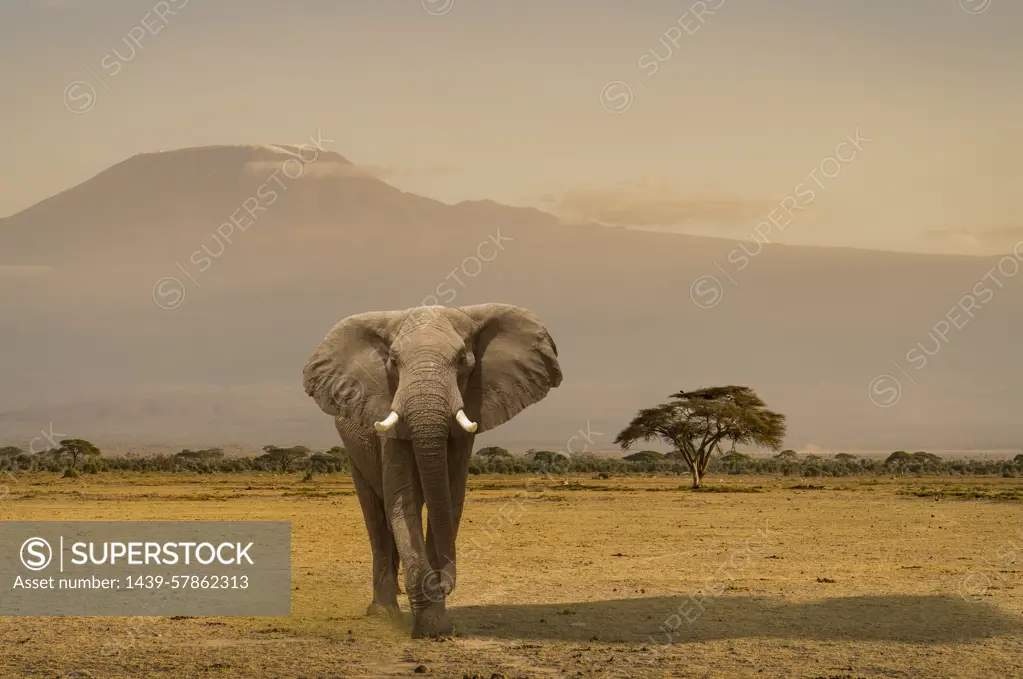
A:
351;463;400;617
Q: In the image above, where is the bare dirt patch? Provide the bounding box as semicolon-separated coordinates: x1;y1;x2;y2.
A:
1;473;1020;678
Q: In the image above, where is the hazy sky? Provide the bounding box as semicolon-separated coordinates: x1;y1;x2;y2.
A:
1;0;1019;254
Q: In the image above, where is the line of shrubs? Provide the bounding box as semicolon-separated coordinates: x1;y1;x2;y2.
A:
0;445;350;476
2;444;1021;478
471;448;1023;478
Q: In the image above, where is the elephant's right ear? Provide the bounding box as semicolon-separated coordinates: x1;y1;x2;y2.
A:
302;311;402;430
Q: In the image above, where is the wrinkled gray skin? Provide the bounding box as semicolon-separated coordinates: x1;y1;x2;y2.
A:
303;304;562;637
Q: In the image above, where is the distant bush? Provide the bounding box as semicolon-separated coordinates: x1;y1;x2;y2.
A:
475;446;512;460
257;445;310;473
309;453;347;473
623;451;665;463
2;445;1019;479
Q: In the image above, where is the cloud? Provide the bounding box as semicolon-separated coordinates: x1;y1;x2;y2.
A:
341;164;463;180
243;160;352;179
242;160;460;181
542;179;776;228
978;224;1023;243
928;225;1023;253
926;230;984;254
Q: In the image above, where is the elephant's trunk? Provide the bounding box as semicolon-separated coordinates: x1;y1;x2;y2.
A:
402;390;457;604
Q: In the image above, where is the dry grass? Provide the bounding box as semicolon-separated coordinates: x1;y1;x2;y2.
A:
1;472;1021;678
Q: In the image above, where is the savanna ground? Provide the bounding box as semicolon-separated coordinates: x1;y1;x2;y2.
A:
1;472;1021;679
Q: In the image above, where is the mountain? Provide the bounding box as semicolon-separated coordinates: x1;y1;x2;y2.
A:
1;145;1020;455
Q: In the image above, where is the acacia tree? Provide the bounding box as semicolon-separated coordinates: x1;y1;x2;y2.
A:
475;446;512;461
615;385;786;488
259;445;310;473
531;450;569;473
57;439;101;470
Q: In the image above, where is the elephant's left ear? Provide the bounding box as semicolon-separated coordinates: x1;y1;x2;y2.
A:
458;303;562;433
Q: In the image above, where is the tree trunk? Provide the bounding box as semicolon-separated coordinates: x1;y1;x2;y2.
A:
694;450;712;487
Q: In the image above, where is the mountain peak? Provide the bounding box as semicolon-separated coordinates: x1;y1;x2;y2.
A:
123;144;353;167
2;141;1022;450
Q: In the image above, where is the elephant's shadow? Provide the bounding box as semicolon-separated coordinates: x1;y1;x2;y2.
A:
444;594;1022;644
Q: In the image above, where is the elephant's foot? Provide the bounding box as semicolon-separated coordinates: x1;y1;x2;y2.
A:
365;602;401;618
411;601;453;638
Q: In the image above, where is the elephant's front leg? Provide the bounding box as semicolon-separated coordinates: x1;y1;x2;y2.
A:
381;438;452;638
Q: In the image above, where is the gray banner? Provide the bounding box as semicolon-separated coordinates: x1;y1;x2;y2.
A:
0;522;290;616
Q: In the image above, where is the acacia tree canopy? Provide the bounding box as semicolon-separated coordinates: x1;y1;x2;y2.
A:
476;446;512;460
614;385;786;488
57;439;101;469
259;445;310;473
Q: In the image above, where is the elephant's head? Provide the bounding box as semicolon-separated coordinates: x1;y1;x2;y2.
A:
302;303;562;590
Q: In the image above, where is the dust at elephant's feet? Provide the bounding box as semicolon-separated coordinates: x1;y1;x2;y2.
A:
411;602;453;639
365;602;401;619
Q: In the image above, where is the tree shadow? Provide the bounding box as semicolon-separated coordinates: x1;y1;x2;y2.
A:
451;595;1022;644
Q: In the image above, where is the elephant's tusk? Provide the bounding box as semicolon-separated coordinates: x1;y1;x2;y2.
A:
374;411;399;432
455;409;477;433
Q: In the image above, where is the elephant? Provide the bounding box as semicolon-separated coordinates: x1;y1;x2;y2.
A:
302;303;562;637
